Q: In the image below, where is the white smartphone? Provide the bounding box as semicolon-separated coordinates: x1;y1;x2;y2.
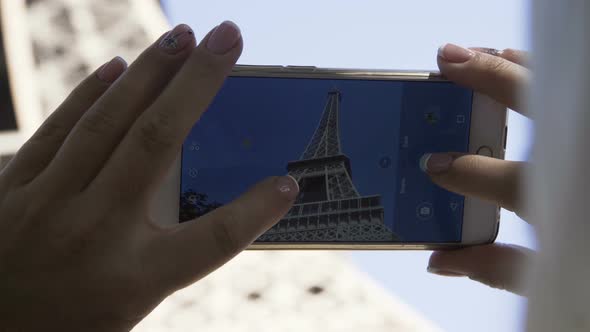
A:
152;65;507;250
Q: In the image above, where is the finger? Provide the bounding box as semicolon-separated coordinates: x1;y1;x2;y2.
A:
1;58;126;186
420;153;524;215
36;24;196;194
437;43;529;113
90;21;243;203
427;244;534;296
147;176;298;290
469;47;529;68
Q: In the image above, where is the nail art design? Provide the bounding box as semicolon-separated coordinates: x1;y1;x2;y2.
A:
160;29;194;49
477;48;503;57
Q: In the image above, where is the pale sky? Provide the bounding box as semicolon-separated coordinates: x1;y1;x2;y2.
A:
162;1;534;331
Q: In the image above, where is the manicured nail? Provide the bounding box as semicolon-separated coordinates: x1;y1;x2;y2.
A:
427;266;465;277
159;24;194;54
473;47;503;57
438;43;474;63
97;56;127;83
276;175;300;200
420;153;453;173
206;20;241;54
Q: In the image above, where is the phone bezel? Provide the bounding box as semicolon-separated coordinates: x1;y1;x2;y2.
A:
151;65;506;250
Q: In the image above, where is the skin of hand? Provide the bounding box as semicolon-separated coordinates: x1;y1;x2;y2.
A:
0;22;299;331
424;44;532;296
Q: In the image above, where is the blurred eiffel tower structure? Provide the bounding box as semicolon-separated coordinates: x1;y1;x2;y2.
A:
25;0;169;118
259;89;399;242
0;0;168;167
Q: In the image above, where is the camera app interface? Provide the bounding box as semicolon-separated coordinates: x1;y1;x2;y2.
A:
180;77;472;243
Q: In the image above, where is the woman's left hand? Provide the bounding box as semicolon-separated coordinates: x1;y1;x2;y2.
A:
0;22;298;331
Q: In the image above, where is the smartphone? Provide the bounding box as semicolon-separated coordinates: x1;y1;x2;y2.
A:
153;65;507;249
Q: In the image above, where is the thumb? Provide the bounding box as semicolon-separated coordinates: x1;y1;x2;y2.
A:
427;244;534;296
147;175;299;291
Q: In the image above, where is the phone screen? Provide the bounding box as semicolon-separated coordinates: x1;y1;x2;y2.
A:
180;76;472;243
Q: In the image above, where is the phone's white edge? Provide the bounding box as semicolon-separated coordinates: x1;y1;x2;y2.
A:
151;66;507;250
150;155;181;227
461;92;505;245
0;0;44;154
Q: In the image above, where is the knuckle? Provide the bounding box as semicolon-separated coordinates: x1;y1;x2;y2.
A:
211;209;242;258
483;55;513;74
78;103;118;135
469;51;485;67
135;111;176;154
459;155;482;173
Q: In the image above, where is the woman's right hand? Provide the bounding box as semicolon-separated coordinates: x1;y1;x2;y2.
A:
424;44;533;296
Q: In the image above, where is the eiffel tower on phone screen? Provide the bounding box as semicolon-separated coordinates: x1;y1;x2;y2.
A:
257;89;400;242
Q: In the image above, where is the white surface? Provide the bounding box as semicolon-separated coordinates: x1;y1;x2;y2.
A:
134;252;441;332
526;1;590;331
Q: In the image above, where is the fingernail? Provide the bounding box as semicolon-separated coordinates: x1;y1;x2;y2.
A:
427;266;465;277
474;47;503;57
97;56;127;83
206;20;241;54
276;175;299;200
159;24;194;54
438;43;474;63
420;153;453;173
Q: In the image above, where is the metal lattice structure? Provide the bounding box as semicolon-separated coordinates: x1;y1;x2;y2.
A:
0;0;169;156
259;90;399;242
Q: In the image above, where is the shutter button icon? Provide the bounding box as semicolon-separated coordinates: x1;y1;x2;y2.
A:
416;202;434;220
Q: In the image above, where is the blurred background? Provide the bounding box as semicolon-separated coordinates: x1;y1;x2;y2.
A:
0;0;534;331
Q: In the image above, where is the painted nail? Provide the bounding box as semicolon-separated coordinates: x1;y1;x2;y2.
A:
276;175;300;200
206;20;241;54
420;153;453;173
427;266;465;277
97;56;127;83
473;47;503;57
159;24;194;54
438;43;474;63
